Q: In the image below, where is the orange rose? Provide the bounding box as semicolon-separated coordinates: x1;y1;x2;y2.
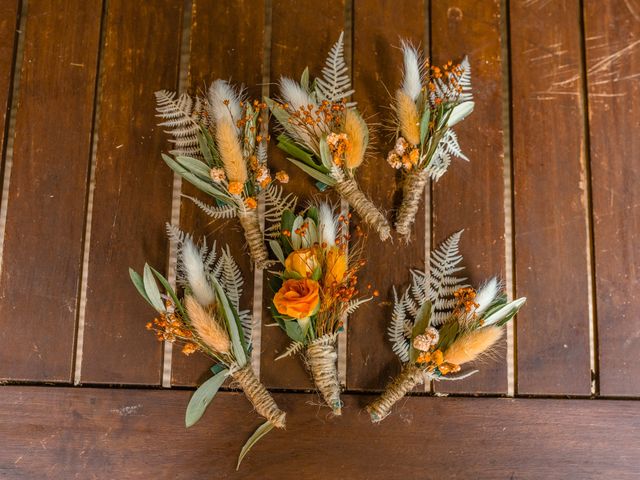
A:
284;248;319;278
273;278;320;319
324;247;347;286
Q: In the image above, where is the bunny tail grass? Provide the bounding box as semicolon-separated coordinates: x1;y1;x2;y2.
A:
305;335;342;415
232;363;286;429
395;170;429;239
366;364;425;423
334;177;391;241
237;208;270;269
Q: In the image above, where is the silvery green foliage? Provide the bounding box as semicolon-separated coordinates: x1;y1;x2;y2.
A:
427;130;468;180
187;196;237;220
316;32;355;105
167;225;252;344
155;90;207;159
388;231;467;361
263;184;298;239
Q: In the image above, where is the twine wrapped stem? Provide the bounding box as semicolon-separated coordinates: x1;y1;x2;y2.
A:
232;363;286;428
366;364;426;423
305;335;342;415
395;170;429;239
334;178;391;242
237;208;269;269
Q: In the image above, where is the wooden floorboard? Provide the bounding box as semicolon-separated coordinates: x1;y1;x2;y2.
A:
1;386;639;479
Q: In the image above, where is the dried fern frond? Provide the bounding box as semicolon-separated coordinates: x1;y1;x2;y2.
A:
185;196;237;220
263;183;298;229
275;341;305;361
316;31;355;104
155;90;206;158
389;287;411;362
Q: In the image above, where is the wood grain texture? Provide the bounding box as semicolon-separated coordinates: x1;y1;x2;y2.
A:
80;0;183;385
510;0;592;395
1;386;639;479
170;0;266;387
0;0;101;382
260;0;346;389
584;0;640;396
0;0;19;161
346;0;427;391
430;0;507;394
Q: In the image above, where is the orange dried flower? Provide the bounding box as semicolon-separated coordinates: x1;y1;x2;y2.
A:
182;343;198;355
276;171;289;183
244;197;258;209
228;181;243;195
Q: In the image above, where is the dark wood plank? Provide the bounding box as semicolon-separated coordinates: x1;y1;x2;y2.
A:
0;0;101;382
260;0;346;389
431;0;508;394
80;0;183;385
510;0;592;395
0;0;19;161
584;0;640;396
171;0;266;387
346;0;427;391
2;386;639;479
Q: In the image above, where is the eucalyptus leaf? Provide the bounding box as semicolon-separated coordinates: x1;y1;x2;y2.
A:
162;154;232;203
149;266;185;317
447;101;475;127
269;240;286;264
290;216;304;250
175;155;212;179
288;158;336;186
419;107;431;145
129;268;153;308
277;135;326;171
319;136;333;169
236;420;275;470
143;264;165;312
300;67;310;91
484;297;526;327
185;368;229;428
284;319;305;342
197;132;213;166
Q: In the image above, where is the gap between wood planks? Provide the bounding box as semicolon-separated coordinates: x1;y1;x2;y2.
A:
0;0;26;291
73;0;107;385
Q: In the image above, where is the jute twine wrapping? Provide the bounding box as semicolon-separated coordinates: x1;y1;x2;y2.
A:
231;363;286;428
237;208;269;269
334;178;391;242
305;335;342;415
366;364;426;423
395;170;429;239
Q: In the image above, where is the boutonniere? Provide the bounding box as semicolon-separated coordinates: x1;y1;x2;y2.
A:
389;41;474;239
367;231;525;422
265;33;391;241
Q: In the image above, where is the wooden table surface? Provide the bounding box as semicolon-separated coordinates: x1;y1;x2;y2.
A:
1;0;639;478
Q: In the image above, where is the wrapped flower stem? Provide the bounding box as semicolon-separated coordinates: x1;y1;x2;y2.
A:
387;41;475;238
366;231;526;422
267;202;371;414
367;364;425;422
266;32;391;241
306;334;342;415
395;169;429;239
231;362;286;428
130;230;285;466
155;80;295;269
237;206;270;269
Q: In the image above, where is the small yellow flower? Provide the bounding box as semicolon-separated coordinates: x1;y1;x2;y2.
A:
228;181;243;195
244;197;257;209
324;247;347;286
285;248;319;278
276;171;289;183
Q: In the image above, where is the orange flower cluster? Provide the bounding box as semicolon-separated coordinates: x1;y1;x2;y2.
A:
416;348;460;376
453;286;479;316
428;60;465;103
228;181;244;195
327;132;349;166
146;301;193;342
236;99;268;130
387;137;420;170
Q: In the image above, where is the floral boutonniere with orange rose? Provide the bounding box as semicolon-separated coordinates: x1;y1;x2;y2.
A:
267;202;371;415
155;79;295;269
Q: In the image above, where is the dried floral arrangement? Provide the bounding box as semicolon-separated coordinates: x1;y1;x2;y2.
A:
130;228;285;467
389;42;474;238
267;202;370;415
366;231;526;422
155;80;295;269
265;33;391;241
